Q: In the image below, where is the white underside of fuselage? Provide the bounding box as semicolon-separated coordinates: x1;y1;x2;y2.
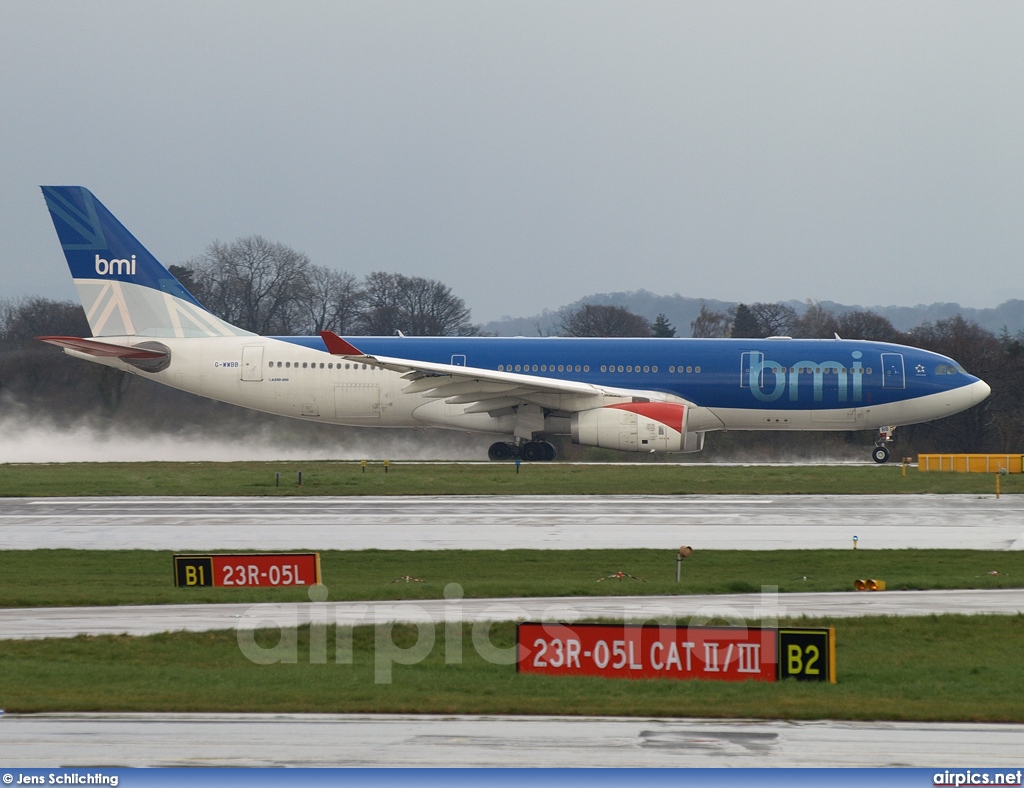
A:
63;335;986;439
705;379;991;432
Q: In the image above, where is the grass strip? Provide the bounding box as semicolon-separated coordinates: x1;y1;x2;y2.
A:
2;548;1021;608
1;615;1022;721
2;461;1023;497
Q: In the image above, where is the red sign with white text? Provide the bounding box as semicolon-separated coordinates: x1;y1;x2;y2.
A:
212;554;320;587
517;622;778;682
174;553;321;587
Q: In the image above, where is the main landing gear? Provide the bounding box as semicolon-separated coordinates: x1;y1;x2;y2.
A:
872;426;896;464
488;440;556;462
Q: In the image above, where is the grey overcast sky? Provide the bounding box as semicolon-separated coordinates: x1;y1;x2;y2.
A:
2;1;1022;323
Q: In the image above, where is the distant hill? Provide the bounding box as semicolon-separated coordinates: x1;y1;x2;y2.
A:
480;291;1024;338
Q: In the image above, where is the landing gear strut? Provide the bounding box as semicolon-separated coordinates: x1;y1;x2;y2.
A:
487;440;556;462
872;426;896;464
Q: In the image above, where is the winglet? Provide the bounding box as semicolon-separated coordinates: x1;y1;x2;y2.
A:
320;331;364;356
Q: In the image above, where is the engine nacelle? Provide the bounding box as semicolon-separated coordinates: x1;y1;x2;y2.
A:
571;403;704;453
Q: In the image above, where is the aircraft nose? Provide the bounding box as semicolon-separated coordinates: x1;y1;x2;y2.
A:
970;379;991;405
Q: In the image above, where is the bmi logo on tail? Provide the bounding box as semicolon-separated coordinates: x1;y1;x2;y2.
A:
94;254;136;276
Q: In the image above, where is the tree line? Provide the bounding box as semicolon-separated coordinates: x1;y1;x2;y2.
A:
171;236;477;336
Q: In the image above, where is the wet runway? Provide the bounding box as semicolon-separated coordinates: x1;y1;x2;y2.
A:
2;494;1024;550
3;712;1023;767
3;589;1023;640
3;494;1023;768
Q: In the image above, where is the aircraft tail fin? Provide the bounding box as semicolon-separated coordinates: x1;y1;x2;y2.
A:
40;186;251;338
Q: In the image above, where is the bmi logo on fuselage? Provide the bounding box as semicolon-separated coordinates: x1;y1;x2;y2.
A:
743;350;867;403
94;254;136;276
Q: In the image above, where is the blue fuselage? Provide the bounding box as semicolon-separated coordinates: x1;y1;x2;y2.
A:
275;335;981;413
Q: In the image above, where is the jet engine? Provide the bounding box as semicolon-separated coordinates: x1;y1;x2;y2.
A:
570;402;704;453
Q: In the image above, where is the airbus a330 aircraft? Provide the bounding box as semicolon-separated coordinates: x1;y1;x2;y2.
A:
38;186;990;463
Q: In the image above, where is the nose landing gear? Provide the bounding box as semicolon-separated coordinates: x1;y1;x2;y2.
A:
872;426;896;464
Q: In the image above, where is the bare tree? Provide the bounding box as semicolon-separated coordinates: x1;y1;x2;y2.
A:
690;302;732;338
749;302;799;336
0;297;89;341
0;297;132;418
793;301;839;338
836;310;903;342
559;304;653;337
358;272;476;336
191;236;312;334
303;265;362;334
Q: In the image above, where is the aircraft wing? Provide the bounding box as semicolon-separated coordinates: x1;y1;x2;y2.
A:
320;331;689;415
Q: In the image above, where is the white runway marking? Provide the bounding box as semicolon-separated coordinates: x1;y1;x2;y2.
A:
2;713;1022;767
3;589;1023;640
1;494;1023;550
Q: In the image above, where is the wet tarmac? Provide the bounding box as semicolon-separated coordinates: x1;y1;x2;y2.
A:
3;588;1024;640
2;713;1022;767
2;494;1023;550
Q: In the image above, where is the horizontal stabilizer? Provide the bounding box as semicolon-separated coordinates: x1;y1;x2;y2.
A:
36;336;168;360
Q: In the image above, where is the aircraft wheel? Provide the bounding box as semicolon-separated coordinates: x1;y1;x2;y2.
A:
521;442;544;462
541;442;556;462
488;442;514;461
872;446;890;464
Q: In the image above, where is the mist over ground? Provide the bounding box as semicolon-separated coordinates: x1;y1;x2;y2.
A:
0;392;873;465
0;395;494;464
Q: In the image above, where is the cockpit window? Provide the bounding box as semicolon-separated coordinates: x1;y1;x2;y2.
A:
935;364;965;375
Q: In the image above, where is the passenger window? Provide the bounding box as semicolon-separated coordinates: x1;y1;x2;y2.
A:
285;362;291;368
